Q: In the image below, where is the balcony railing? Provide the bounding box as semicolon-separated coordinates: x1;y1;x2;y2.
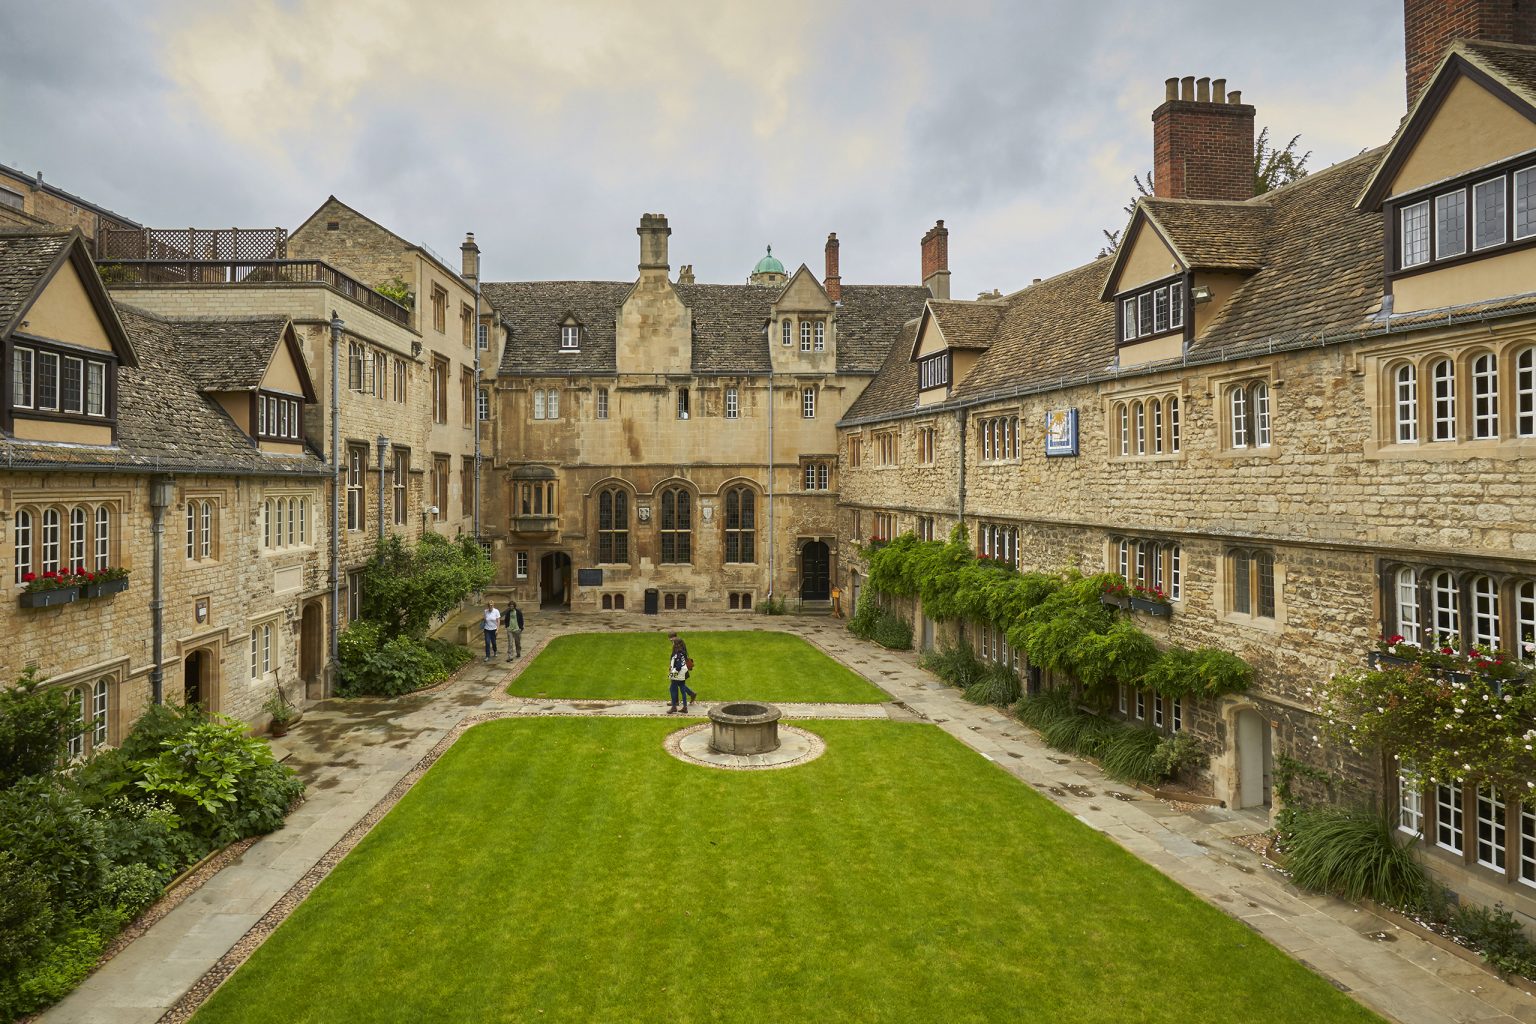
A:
95;259;412;328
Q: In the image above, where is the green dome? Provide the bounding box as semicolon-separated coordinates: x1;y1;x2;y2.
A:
753;245;785;276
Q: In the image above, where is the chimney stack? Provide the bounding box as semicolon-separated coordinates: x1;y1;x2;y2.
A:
1404;0;1536;108
824;233;841;302
637;213;671;277
460;232;480;283
1152;76;1256;202
678;264;695;285
921;220;950;300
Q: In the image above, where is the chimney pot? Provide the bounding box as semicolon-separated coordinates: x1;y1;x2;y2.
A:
1212;77;1226;103
1196;76;1211;102
1165;77;1178;102
1180;76;1195;101
637;213;671;273
1227;89;1241;105
1153;77;1255;201
459;231;481;282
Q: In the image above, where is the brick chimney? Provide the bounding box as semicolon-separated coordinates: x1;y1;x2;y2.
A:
1405;0;1536;108
677;264;695;285
1152;76;1256;202
824;233;841;302
460;232;480;283
920;220;950;300
637;213;671;278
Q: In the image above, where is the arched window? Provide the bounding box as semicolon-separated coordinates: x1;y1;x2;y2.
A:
1431;358;1456;441
274;500;285;550
814;321;825;351
1117;403;1129;456
1230;548;1276;618
1169;545;1181;600
1133;401;1146;455
1152;400;1164;454
41;508;60;574
1471;575;1500;650
1430;570;1460;641
68;506;87;572
1167;396;1181;453
262;500;272;549
1229;386;1249;447
94;506;110;570
782;319;792;346
92;678;109;748
533;389;546;420
298;499;308;544
1149;541;1165;592
800;320;812;351
67;689;85;759
597;487;629;564
547;390;560;418
1117;538;1129;580
13;509;31;584
1395;567;1421;646
1395;363;1419;443
1473;352;1499;439
286;498;297;547
723;486;756;563
1517;580;1536;662
201;500;213;558
1252;382;1271;447
1517;347;1535;438
186;502;196;559
658;487;692;564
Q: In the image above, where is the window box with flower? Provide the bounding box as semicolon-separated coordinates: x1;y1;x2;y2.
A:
80;567;131;599
1099;579;1132;610
1368;634;1530;688
1128;584;1172;617
18;569;85;608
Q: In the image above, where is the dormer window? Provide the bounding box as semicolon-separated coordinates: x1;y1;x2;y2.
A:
814;321;825;351
10;343;113;421
254;392;302;442
1119;277;1183;344
918;352;950;391
560;324;580;350
1390;159;1536;274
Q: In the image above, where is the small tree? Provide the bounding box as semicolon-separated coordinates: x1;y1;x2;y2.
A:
361;533;495;640
0;668;78;789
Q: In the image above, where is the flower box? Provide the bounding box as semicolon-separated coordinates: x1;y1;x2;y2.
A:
19;587;79;609
1100;594;1131;610
1368;651;1416;671
81;577;130;599
1129;596;1172;617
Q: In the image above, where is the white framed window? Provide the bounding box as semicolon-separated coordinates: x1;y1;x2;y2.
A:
1118;684;1128;714
1517;580;1536;663
1395;567;1421;646
13;509;30;584
1230;386;1249;448
1170;284;1184;330
516;551;529;579
1151;400;1164;454
91;679;108;748
1152;691;1164;729
1135;690;1146;721
1153;288;1169;334
1435;189;1467;258
802;387;815;419
561;325;580;350
814;321;825;351
67;690;84;760
12;346;33;408
1431;359;1456;441
1169;545;1181;600
1117;539;1129;581
676;387;689;419
1401;200;1430;267
781;319;792;346
1254;382;1272;447
199;501;212;559
1471;575;1500;650
533;389;545;420
1477;786;1507;872
68;506;86;572
1399;774;1424;835
1168;397;1181;452
1518;347;1535;437
1474;176;1507;250
41;508;60;573
1436;782;1463;854
1523;803;1536;888
85;361;106;417
725;386;738;419
1473;353;1498;439
1431;570;1460;639
800;320;812;352
1117;403;1129;456
1171;696;1183;731
596;388;609;420
477;389;490;421
1134;401;1146;455
94;506;109;570
547;390;559;418
1395;364;1418;443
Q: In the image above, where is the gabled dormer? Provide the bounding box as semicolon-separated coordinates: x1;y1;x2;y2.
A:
615;214;692;376
1;229;138;446
768;264;835;372
557;312;585;353
173;317;316;453
1359;41;1536;315
1102;199;1269;368
908;299;1002;406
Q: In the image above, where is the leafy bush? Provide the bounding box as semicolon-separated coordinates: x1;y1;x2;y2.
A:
1149;733;1208;782
919;644;986;690
0;923;110;1022
755;595;786;615
0;667;77;788
1279;806;1427;907
848;599;912;650
361;533;495;640
963;663;1021;708
1449;902;1536;977
0;851;54;978
0;778;110;916
338;630;465;697
1070;618;1160;701
1098;727;1164;785
1140;647;1252;700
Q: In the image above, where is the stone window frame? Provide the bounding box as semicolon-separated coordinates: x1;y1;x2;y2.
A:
846;432;863;468
11;499;120;584
184;497;220;562
515;550;529;579
1105;384;1183;461
657;484;694;565
595;387;610;420
55;666;124;759
1391;773;1536;891
595;486;630;566
346;443;368;531
392;448;411;526
800;459;831;491
8;338;117;425
1108;534;1181;602
1369;339;1536;459
431;454;450;521
916;425;937;464
975;414;1019;462
721;484;758;565
1218;545;1285;632
1116;274;1185;346
724;386;738;419
1205;365;1279;460
875;430;899;466
431;284;449;334
1382;559;1536;661
801;386;816;419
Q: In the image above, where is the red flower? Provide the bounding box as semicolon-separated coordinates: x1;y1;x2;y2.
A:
22;573;35;583
43;571;56;579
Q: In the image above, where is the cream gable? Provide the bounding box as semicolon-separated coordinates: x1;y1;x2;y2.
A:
912;312;948;360
261;330;306;395
22;260;115;353
1112;221;1183;295
773;267;832;313
1389;75;1536;197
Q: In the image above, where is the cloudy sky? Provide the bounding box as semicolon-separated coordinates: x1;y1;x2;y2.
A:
3;0;1406;298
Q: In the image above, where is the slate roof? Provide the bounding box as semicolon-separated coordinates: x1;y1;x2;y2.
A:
926;300;1006;352
0;231;71;334
0;304;324;475
844;319;920;421
484;278;928;377
1459;39;1536;107
172;317;292;392
1137;200;1272;271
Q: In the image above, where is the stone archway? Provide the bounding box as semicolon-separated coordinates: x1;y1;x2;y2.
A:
800;541;830;601
540;551;571;609
300;601;324;699
1223;705;1274;813
183;647;219;713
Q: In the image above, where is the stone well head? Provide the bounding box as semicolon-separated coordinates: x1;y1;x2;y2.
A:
708;701;782;755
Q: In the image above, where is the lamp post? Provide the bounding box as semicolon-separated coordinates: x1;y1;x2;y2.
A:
376;434;389;542
329;311;343;683
148;475;174;705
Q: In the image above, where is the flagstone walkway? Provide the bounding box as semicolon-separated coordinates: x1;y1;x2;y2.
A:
40;612;1536;1024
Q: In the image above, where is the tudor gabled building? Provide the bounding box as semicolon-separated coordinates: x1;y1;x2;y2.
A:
839;1;1536;922
481;216;929;611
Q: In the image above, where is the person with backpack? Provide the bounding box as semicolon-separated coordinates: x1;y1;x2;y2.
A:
505;600;524;661
666;631;697;713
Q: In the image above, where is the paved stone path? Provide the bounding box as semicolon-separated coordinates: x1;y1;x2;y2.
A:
41;612;1536;1024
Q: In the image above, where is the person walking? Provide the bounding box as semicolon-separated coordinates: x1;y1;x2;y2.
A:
482;602;501;661
505;600;524;661
666;631;697;712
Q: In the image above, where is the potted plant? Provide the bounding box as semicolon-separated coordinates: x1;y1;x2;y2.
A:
1128;584;1172;617
18;569;83;609
81;566;131;599
1099;579;1131;610
264;693;300;737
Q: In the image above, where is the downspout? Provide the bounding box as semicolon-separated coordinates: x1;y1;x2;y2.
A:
473;278;482;544
955;407;967;528
375;434;388;542
148;475;173;705
329;312;343;682
766;369;775;602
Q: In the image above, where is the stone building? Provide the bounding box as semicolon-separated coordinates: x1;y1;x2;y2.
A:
0;161;139;245
481;215;929;612
838;1;1536;918
0;229;328;742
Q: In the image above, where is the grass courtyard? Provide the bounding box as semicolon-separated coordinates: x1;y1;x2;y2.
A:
507;630;889;703
193;716;1377;1023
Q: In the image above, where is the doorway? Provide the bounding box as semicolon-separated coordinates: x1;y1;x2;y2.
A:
540;551;571;609
183;649;212;711
300;601;324;699
1234;708;1273;810
800;541;830;601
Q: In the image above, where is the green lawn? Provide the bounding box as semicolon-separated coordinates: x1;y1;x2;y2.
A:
193;718;1377;1024
507;630;889;703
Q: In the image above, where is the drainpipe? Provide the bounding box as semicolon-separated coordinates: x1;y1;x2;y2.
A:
766;370;775;602
375;434;388;542
147;475;174;705
329;312;343;680
955;407;967;529
473;278;482;544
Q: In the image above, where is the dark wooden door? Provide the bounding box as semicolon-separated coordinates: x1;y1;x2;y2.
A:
801;541;830;600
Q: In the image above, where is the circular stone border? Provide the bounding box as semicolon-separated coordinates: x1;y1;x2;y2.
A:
664;722;826;771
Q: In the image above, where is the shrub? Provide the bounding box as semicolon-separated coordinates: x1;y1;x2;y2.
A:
338;631;460;697
1149;733;1209;782
1279;806;1427;907
920;644;987;690
0;924;110;1022
755;595;786;615
0;778;110;916
1449;902;1536;978
361;533;495;640
1141;647;1252;701
1012;686;1077;731
848;599;912;650
0;851;54;978
963;663;1021;708
1070;618;1160;702
1098;727;1164;785
0;667;78;788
